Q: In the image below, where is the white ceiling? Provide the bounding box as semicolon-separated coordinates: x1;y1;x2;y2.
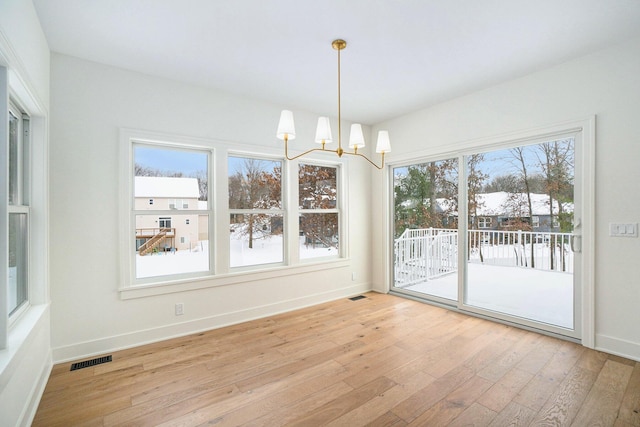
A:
33;0;640;125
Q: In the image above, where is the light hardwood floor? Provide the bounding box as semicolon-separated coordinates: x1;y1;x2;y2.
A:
34;293;640;426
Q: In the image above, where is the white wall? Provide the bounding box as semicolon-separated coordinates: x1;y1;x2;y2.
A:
371;37;640;361
0;0;51;426
49;54;373;361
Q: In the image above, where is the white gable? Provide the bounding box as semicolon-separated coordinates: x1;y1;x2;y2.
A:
135;176;200;198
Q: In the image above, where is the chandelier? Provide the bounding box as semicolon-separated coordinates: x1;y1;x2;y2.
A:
276;39;391;169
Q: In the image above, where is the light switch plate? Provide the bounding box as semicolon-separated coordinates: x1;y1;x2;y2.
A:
610;223;638;237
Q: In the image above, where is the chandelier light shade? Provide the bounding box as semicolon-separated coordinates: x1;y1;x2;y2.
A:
276;39;391;169
314;116;332;145
348;124;365;150
276;110;296;141
376;130;392;154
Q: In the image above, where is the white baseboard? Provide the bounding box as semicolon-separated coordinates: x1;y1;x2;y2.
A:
52;284;371;363
595;333;640;362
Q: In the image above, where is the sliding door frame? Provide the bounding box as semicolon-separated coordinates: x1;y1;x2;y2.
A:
387;117;595;347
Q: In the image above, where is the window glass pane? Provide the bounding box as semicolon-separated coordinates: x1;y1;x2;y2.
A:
134;145;208;210
230;213;283;267
466;140;575;329
228;157;282;209
135;214;209;278
8;213;28;315
392;158;459;301
228;156;283;268
299;164;338;260
298;165;337;209
8;111;18;205
300;213;339;259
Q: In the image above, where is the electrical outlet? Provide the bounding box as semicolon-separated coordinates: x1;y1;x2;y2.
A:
175;303;184;316
352;272;356;281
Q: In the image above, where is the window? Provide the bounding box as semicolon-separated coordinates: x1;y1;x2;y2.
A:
298;163;339;259
532;216;540;228
7;102;30;318
158;217;172;228
131;143;210;281
477;217;492;229
121;130;348;294
228;156;283;268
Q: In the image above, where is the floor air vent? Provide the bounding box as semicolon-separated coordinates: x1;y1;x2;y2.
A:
70;355;112;371
349;295;366;301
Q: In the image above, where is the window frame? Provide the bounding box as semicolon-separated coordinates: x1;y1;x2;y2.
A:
119;129;351;299
297;161;341;261
7;99;30;323
227;153;286;270
120;132;215;287
477;217;492;229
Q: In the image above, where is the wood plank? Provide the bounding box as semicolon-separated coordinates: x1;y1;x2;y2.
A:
285;376;397;426
572;359;634;426
617;362;640;426
528;365;598;426
391;365;477;422
489;401;536;426
448;402;497;427
407;375;494;426
476;367;533;412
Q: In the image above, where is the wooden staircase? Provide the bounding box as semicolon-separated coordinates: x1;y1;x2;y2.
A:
138;228;170;256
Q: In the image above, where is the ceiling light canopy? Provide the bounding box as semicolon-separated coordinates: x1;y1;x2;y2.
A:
276;39;391;169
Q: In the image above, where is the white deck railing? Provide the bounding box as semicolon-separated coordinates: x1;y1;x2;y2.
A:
395;228;574;286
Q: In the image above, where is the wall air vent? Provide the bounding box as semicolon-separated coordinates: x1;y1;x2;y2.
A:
70;355;113;371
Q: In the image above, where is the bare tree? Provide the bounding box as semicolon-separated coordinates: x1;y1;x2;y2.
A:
510;146;536;267
537;139;574;271
229;158;280;249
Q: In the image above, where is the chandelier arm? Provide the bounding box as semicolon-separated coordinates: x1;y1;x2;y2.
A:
285;138;339;161
341;151;386;170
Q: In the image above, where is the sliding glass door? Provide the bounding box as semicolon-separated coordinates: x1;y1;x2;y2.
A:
393;158;459;303
392;135;581;338
463;139;577;333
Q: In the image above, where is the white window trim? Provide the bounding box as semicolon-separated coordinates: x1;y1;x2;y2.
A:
477;217;492;229
0;62;48;351
120;130;215;288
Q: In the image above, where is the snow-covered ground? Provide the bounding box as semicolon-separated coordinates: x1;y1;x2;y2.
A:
136;235;338;277
402;263;573;329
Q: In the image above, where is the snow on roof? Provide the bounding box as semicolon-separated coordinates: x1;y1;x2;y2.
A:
436;192;573;216
135;176;200;198
475;192;572;216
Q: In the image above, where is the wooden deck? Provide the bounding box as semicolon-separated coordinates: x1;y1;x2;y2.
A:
33;293;640;426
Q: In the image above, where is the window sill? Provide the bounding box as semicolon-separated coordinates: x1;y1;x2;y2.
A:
0;304;49;388
119;258;351;300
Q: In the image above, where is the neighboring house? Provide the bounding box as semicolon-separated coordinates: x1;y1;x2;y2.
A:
134;176;205;252
471;192;572;233
432;191;573;233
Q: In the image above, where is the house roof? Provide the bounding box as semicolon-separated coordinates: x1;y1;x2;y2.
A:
135;177;200;198
475;192;572;216
436;192;573;217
